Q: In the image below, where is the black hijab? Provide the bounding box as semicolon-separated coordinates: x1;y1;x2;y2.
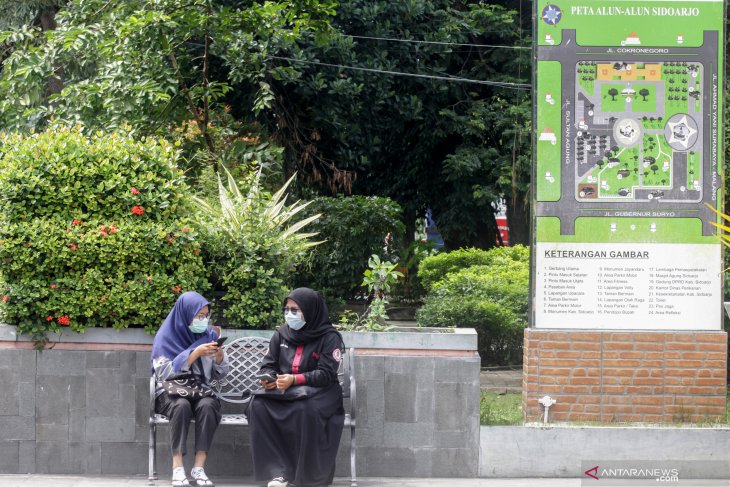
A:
279;287;344;346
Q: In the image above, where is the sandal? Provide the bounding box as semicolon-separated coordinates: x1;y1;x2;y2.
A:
190;468;215;487
172;467;190;486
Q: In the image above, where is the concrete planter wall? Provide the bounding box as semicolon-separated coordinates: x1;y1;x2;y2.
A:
0;325;480;478
480;425;730;479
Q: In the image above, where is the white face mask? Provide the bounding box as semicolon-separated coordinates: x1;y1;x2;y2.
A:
285;311;306;330
189;317;209;333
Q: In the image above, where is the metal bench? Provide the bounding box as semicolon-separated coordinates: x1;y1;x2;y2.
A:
148;336;357;486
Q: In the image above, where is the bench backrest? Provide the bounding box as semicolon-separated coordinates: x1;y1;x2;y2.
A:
212;336;271;404
212;336;353;404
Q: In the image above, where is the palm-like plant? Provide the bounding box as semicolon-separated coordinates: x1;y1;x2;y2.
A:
194;166;322;328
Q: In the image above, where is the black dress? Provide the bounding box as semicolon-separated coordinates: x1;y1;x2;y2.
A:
249;328;345;486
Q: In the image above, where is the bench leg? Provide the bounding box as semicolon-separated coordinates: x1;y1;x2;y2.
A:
350;423;357;487
149;423;158;483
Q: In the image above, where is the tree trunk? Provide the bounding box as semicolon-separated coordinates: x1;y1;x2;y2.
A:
37;7;64;99
506;190;530;246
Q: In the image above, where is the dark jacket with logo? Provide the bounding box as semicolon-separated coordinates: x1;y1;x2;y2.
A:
258;328;342;387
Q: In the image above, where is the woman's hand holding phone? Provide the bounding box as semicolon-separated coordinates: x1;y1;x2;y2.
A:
258;372;278;390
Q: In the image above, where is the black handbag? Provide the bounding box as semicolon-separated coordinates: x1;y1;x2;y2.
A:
162;372;215;400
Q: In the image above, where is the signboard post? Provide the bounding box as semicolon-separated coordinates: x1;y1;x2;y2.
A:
525;0;727;423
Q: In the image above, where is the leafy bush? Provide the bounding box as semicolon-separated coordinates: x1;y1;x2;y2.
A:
0;128;208;342
293;195;405;300
195;167;321;329
418;245;528;291
417;245;529;365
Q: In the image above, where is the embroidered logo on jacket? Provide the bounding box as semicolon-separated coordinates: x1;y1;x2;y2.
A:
332;348;342;362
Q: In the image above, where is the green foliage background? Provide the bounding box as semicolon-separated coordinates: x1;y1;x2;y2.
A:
293;195;405;300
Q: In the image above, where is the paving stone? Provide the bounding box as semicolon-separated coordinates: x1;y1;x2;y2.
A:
19;350;37;376
357;356;384;381
431;447;478;477
0;415;36;441
0;368;20;415
384;373;416;423
35;377;70;425
69;409;86;443
36;423;69;442
382;421;434;448
100;442;147;475
361;447;432;477
435;382;479;432
85;417;135;442
0;440;19;473
85;369;122;417
86;351;119;369
69;376;86;411
37;351;86;377
135;351;152;378
118;384;136;419
18;440;35;473
19;381;36;417
0;349;20;369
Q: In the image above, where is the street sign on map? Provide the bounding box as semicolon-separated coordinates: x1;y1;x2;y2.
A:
532;1;726;329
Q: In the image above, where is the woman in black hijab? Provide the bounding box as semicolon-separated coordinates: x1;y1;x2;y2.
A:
249;287;345;487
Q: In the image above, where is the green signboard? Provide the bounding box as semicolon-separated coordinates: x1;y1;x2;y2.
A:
532;0;726;329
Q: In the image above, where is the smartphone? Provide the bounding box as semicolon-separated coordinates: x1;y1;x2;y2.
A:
215;336;228;347
257;372;277;383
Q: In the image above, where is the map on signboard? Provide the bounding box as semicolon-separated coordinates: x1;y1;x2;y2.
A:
573;59;702;203
534;2;723;240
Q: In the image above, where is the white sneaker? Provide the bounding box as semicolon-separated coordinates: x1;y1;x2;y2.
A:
267;477;288;487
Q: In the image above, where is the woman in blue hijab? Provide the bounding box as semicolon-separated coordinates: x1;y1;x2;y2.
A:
151;291;229;487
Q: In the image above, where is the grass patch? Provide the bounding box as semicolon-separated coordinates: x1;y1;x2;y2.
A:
480;391;522;425
479;391;730;426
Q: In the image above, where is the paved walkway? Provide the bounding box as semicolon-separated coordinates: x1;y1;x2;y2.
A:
0;475;584;486
480;367;521;394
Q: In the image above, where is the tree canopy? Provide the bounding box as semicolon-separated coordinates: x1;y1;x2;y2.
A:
0;0;533;248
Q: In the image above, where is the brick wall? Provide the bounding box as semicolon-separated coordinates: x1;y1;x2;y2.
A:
523;329;728;423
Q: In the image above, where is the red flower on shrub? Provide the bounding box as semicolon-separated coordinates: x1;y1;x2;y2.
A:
132;206;145;215
46;316;53;322
1;295;8;303
57;315;70;326
193;248;200;255
181;227;189;233
167;236;175;244
100;228;108;237
172;285;182;293
109;225;118;234
50;284;57;289
130;187;141;195
101;295;108;302
72;219;82;226
68;243;78;251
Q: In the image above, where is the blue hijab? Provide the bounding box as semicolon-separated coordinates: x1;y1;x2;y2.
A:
150;291;218;373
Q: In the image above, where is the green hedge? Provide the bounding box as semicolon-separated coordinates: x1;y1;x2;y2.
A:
0;128;208;340
417;245;529;292
417;245;529;365
293;195;405;300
